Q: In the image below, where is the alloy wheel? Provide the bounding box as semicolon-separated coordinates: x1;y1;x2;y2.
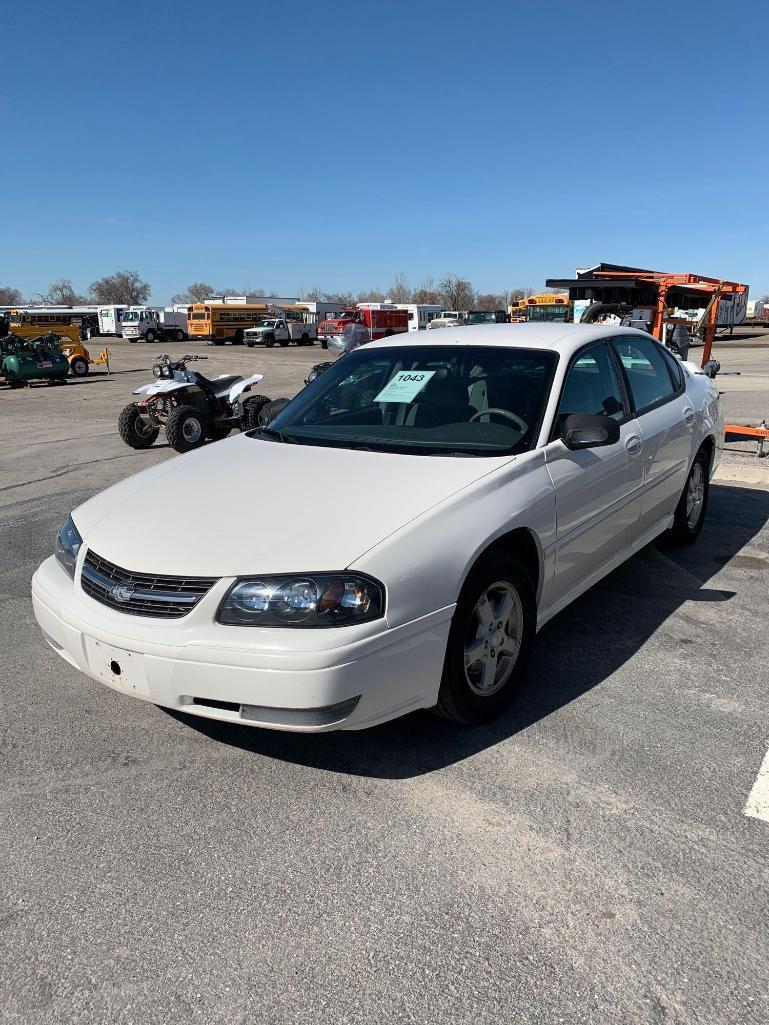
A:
685;463;705;529
463;581;523;696
182;418;203;444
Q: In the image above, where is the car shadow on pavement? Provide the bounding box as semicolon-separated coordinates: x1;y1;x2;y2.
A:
168;483;769;779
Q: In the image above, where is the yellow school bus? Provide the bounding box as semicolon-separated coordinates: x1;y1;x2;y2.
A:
508;294;571;323
187;303;270;345
9;311;81;345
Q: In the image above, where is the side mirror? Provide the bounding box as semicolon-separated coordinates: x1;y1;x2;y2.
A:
561;413;620;450
258;397;290;426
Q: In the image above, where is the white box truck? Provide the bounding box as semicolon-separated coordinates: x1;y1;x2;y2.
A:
122;308;189;343
98;305;129;336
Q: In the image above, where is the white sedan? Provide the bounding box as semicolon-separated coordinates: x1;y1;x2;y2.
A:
32;325;722;732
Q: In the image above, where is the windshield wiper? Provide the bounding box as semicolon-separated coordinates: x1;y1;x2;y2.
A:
256;426;298;445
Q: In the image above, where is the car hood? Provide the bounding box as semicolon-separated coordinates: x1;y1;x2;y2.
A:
73;434;511;577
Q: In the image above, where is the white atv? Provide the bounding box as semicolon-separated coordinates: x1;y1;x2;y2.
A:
118;353;271;453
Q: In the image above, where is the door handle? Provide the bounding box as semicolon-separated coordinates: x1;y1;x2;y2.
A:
683;407;696;425
625;435;642;455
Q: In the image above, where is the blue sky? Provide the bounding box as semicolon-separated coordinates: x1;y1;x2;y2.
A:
3;0;767;303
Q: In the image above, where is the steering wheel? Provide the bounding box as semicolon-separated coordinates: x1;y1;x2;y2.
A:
469;408;529;433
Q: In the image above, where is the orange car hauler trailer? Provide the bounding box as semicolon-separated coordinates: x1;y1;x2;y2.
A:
545;263;749;366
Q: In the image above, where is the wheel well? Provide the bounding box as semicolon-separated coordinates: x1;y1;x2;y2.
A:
699;435;715;471
473;528;541;603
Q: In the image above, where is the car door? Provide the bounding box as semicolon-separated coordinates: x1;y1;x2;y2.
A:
544;341;644;602
610;336;692;534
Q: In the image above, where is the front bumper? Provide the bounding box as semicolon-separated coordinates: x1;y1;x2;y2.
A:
31;556;452;732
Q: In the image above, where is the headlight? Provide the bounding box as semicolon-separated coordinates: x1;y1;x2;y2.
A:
152;365;162;378
55;515;82;578
218;573;385;628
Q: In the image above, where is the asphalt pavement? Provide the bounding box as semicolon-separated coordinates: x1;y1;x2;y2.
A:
1;335;768;1024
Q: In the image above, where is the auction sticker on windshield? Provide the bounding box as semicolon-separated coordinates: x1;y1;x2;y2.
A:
374;370;435;404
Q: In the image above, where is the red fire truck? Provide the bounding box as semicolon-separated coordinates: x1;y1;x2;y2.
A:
317;303;409;349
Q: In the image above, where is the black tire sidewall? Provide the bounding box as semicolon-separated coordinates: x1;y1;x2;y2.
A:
166;405;207;452
671;449;710;544
240;395;271;430
437;554;536;725
118;403;159;449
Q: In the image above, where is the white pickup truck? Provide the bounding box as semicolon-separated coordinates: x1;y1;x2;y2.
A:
427;311;465;330
244;317;317;347
122;309;188;343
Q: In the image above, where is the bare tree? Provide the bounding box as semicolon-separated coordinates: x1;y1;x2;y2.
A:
89;270;151;305
0;284;22;306
46;278;87;305
300;287;325;301
475;293;506;310
509;287;535;301
323;291;355;305
438;274;475;311
356;288;386;303
411;278;440;305
240;286;267;297
171;282;216;304
387;272;412;304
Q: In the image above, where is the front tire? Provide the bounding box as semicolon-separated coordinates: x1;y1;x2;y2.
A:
165;405;207;453
145;330;157;343
435;554;535;725
669;449;710;544
175;330;184;342
118;403;159;449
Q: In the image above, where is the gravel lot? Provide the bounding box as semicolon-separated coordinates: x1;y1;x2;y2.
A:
1;333;768;1024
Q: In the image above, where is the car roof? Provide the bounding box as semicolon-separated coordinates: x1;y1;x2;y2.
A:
366;323;655;358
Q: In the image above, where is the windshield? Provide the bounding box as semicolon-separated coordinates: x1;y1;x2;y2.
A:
466;312;495;324
265;344;558;456
122;311;139;322
260;319;278;328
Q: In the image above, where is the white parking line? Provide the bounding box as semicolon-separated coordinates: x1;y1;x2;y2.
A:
744;748;769;823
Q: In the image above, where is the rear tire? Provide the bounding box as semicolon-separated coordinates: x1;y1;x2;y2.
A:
241;394;271;430
118;403;159;449
434;554;535;725
669;448;710;545
70;356;89;376
166;405;207;453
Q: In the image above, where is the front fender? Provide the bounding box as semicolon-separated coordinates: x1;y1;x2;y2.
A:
133;381;193;396
352;450;557;628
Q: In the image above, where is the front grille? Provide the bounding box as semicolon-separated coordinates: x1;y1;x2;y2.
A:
81;549;217;619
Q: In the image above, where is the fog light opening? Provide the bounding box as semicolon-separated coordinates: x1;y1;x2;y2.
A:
110;660;121;676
